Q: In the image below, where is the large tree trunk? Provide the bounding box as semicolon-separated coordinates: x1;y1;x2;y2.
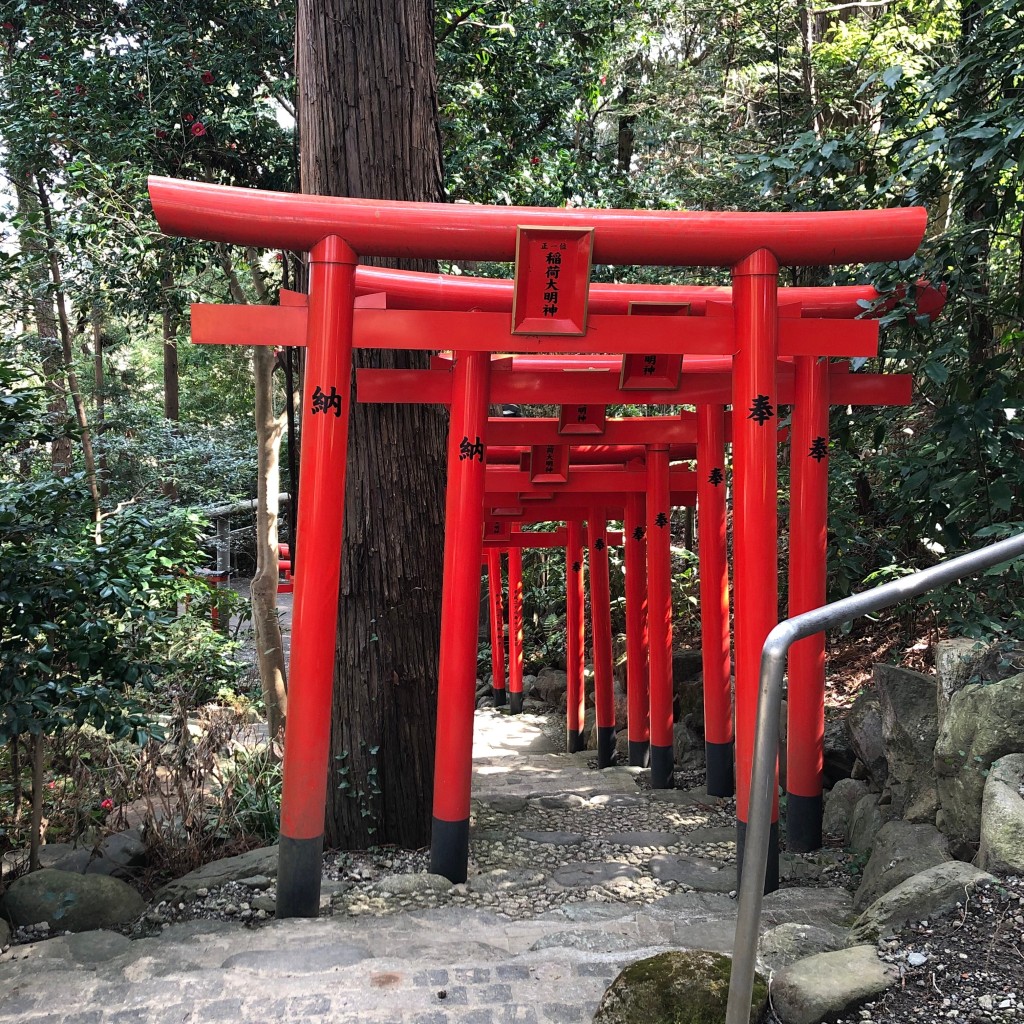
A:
247;252;289;742
297;0;448;850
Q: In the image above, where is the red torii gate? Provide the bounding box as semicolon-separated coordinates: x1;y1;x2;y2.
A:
483;490;696;764
482;525;624;715
356;273;939;828
409;392;730;781
484;458;696;775
484;437;689;766
362;354;910;801
148;175;927;915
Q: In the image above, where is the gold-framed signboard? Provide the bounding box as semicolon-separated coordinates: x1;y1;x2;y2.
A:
511;226;594;336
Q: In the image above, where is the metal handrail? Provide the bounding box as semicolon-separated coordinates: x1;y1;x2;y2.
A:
725;531;1024;1024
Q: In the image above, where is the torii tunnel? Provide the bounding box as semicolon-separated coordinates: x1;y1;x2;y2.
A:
148;175;932;917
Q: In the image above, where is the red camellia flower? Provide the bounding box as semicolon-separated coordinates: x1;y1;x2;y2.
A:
101;798;114;811
2;21;14;30
530;156;540;165
190;121;206;137
156;129;168;139
201;70;214;85
183;112;194;123
74;84;85;95
52;87;61;97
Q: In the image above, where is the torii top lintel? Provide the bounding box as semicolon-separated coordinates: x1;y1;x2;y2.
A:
148;177;926;268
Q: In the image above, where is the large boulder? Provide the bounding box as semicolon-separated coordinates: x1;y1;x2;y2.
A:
1;832;145;879
534;666;568;708
934;671;1024;853
1;869;145;933
760;886;853;929
874;664;939;820
770;945;895;1024
592;949;766;1024
757;921;848;971
672;647;703;685
0;918;9;949
934;638;985;729
845;688;888;789
978;753;1024;874
153;845;279;904
822;778;869;844
847;793;894;854
853;821;951;911
851;861;995;942
823;707;857;786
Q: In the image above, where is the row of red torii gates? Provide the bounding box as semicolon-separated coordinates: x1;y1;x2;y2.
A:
148;176;940;917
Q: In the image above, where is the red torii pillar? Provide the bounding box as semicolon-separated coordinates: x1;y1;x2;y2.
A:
277;236;358;918
646;444;675;788
731;249;780;890
787;355;830;850
486;549;507;707
698;404;733;797
507;547;525;714
566;520;587;752
624;492;650;767
430;351;492;883
588;505;616;768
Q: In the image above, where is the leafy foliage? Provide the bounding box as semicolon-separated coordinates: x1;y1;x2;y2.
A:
0;364;240;743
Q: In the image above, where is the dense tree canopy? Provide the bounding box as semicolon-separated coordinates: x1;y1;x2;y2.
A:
2;0;1023;856
2;0;1021;619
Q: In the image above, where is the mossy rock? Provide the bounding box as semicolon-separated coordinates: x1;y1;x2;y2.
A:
592;950;766;1024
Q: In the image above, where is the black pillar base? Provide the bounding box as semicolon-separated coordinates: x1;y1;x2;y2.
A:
492;687;506;707
567;728;586;753
628;739;650;768
650;744;675;789
276;834;324;919
509;691;523;715
786;792;823;853
736;819;780;895
429;816;469;883
705;741;735;798
597;726;616;768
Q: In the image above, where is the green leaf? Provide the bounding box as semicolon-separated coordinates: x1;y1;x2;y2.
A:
990;478;1013;512
882;66;903;90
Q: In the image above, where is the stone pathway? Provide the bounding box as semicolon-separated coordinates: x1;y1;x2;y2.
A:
0;708;853;1024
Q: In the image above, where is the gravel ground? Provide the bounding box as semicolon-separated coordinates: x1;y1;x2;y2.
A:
823;875;1024;1024
760;874;1024;1024
6;699;1021;1024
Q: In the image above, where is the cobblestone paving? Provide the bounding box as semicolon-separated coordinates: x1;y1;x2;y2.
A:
0;707;853;1023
